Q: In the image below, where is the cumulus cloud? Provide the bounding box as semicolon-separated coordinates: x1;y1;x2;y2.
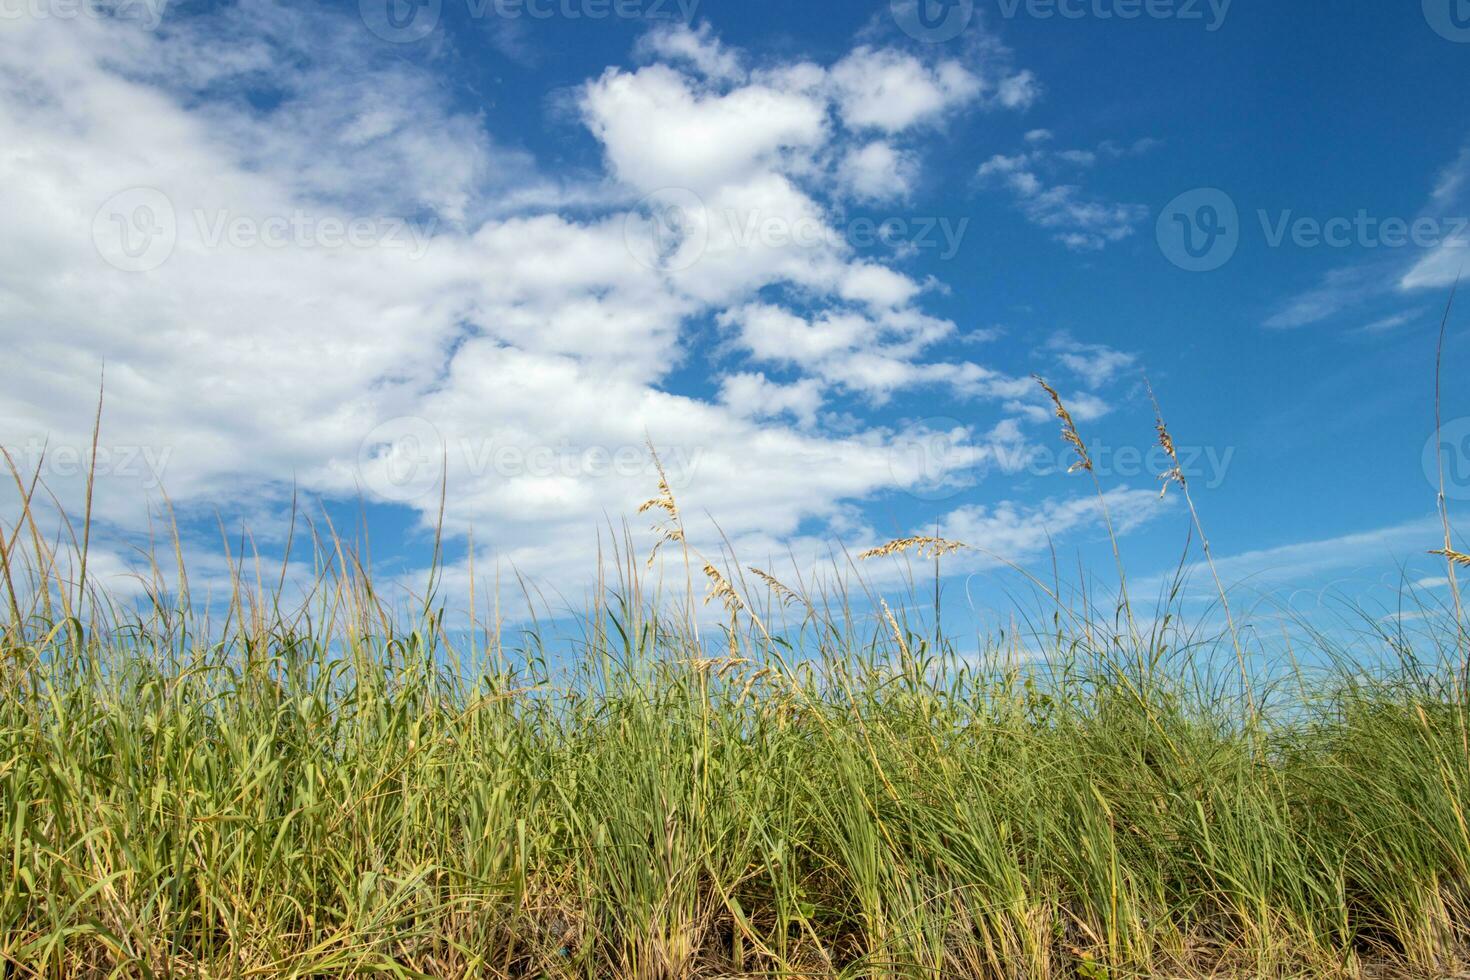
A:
718;373;825;427
718;303;978;401
0;4;1153;599
636;22;744;82
580;64;829;195
829;47;985;133
837;141;920;204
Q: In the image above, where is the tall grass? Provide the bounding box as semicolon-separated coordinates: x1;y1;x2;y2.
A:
3;392;1470;977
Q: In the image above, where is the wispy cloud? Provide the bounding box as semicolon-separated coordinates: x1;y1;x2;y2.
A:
1046;333;1137;389
1136;516;1443;602
1354;309;1423;335
975;137;1154;251
1264;139;1470;330
1263;266;1384;329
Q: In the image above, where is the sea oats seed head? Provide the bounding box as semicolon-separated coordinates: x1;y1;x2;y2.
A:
1034;375;1093;474
749;567;801;607
1430;548;1470;568
702;562;745;615
858;536;968;561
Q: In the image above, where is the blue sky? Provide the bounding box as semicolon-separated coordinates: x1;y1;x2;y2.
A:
1;0;1468;630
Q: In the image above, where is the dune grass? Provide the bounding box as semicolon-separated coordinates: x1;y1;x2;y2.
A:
3;382;1470;977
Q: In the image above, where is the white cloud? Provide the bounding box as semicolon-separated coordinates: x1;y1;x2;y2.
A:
719;302;1000;402
1401;143;1470;291
1048;335;1137;389
1098;137;1164;158
941;488;1166;560
995;70;1041;110
829;47;984;133
837;141;920;204
1135;516;1444;603
976;140;1149;251
1263;266;1381;329
1356;310;1421;334
636;22;744;82
718;372;825;427
716;303;1106;417
0;7;1144;600
839;262;924;308
721;304;882;369
580;63;829;195
1429;144;1470;208
1268;141;1469;328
